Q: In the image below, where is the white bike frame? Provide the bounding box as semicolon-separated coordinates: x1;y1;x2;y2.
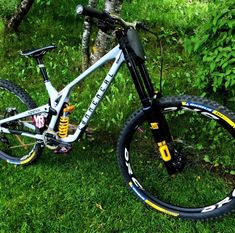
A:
0;45;125;143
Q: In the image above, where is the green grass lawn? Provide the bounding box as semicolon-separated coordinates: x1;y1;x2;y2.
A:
0;138;234;232
0;0;235;232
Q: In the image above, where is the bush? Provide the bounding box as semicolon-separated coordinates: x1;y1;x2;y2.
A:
185;0;235;99
0;0;19;18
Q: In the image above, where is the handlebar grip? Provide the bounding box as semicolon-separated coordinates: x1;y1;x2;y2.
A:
76;5;106;19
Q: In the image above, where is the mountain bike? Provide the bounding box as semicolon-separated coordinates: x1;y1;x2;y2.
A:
0;5;234;220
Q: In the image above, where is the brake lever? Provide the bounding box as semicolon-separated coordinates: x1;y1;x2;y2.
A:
135;21;157;35
97;19;114;33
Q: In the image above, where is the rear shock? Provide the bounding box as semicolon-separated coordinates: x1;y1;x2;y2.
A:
58;104;75;138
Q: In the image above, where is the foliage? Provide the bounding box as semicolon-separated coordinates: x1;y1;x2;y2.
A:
0;0;19;18
122;0;209;31
34;0;87;17
0;143;235;232
185;0;235;99
0;20;3;43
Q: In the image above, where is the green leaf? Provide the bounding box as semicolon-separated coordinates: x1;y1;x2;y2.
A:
223;47;232;52
193;40;202;52
210;62;216;72
230;78;235;86
229;58;235;63
230;170;235;175
227;20;235;28
225;79;231;89
217;76;223;86
222;62;229;69
225;69;232;75
204;155;211;163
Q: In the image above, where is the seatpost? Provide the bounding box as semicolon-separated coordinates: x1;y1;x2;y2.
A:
35;56;49;82
34;55;58;101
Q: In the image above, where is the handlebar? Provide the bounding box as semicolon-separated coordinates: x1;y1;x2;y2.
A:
76;4;144;31
76;5;108;19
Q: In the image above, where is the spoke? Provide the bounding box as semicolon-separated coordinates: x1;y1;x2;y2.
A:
15;135;29;149
9;142;35;149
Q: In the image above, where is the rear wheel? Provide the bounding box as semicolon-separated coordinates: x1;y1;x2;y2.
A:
0;80;43;165
117;95;235;220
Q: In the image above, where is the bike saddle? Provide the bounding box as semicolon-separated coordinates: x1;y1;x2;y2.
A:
20;45;57;58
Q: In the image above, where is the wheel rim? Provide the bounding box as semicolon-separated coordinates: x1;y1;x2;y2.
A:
124;103;235;214
0;88;39;163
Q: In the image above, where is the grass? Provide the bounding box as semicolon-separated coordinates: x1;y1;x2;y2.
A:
0;139;235;232
0;0;235;232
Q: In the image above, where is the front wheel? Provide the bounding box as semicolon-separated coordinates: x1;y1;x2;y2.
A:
117;95;235;220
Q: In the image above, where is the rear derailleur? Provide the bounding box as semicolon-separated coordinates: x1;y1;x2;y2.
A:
3;107;20;128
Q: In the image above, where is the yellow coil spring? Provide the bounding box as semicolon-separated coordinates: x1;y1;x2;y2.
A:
58;116;69;138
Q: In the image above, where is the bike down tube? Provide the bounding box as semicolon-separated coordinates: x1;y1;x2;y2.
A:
60;48;125;143
47;46;123;130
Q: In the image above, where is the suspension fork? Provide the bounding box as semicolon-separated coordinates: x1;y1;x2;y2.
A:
144;102;178;174
123;51;177;174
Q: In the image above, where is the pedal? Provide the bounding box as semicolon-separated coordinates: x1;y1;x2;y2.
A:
53;144;72;154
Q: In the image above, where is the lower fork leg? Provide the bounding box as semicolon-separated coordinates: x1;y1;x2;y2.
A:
145;105;184;175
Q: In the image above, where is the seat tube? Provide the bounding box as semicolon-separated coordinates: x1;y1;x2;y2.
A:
35;57;49;82
35;56;58;102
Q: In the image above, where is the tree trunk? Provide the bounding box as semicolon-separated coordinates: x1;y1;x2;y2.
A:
7;0;34;31
91;0;123;64
81;0;98;71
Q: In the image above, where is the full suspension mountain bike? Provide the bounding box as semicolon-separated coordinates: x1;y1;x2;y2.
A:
0;5;235;220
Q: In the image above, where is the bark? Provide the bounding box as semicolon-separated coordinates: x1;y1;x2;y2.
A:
7;0;35;31
81;0;98;71
91;0;123;64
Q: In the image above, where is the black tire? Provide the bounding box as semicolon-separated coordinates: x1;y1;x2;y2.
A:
0;79;43;165
117;95;235;220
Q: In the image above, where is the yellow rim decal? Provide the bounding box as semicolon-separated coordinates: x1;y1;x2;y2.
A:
145;200;179;217
182;102;235;128
129;182;179;216
213;110;235;128
20;151;36;165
